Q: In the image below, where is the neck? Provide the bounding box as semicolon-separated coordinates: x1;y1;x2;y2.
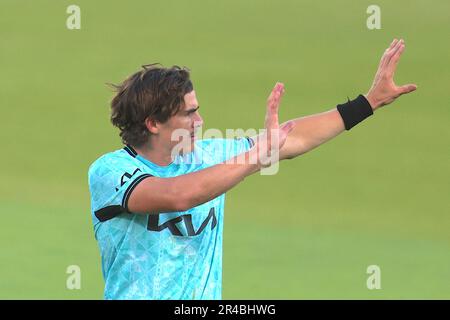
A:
132;140;175;167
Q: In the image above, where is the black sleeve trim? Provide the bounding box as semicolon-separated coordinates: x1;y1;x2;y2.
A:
121;173;153;211
94;205;126;222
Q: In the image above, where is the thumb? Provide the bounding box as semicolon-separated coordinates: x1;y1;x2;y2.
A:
398;83;418;95
280;121;296;135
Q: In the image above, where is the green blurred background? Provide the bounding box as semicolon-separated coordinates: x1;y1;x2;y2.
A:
0;0;448;299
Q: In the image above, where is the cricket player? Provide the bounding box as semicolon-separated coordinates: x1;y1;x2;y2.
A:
88;39;416;299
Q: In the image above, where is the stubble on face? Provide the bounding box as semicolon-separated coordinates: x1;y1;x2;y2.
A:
166;90;203;156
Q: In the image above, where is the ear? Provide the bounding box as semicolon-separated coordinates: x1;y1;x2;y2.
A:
145;117;159;135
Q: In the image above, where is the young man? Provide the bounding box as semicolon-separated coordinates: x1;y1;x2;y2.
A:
88;39;416;299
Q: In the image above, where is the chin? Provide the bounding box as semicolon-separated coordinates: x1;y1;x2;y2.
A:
180;141;196;155
188;141;196;153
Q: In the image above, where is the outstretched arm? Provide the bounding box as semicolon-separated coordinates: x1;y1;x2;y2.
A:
127;84;294;213
279;38;417;160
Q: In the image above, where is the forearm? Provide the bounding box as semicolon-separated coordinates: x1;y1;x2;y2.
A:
279;108;346;159
180;151;260;209
128;149;261;213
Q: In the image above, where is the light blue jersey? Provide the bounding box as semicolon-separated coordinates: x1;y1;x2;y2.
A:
88;138;254;300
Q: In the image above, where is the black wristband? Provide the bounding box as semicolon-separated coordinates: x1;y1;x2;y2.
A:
336;95;374;130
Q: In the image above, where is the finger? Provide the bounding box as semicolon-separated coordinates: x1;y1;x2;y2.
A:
383;39;404;69
266;84;277;104
268;83;284;107
384;38;398;59
389;38;398;49
381;39;402;70
397;83;418;95
265;82;284;128
278;121;296;148
265;84;279;127
387;42;405;76
267;82;283;98
378;39;398;69
280;120;295;134
274;83;285;108
265;112;279;130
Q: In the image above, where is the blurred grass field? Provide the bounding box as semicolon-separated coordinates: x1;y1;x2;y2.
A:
0;0;449;299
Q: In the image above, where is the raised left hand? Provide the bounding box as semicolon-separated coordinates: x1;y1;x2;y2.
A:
365;39;417;110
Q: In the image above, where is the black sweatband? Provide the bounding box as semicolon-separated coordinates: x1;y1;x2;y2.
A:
336;94;374;130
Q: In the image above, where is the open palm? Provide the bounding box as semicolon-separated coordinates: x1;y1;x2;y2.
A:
365;39;417;110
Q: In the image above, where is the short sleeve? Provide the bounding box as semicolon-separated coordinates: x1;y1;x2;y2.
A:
222;137;255;162
88;153;152;223
196;137;255;165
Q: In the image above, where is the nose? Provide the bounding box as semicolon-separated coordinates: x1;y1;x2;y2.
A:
193;111;203;128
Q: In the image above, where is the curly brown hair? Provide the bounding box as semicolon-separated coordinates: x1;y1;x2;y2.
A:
109;64;193;147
